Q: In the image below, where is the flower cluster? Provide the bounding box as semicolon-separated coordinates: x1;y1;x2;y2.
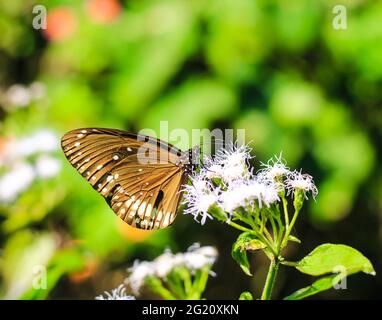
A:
95;284;135;300
182;144;317;225
0;129;61;202
125;243;218;295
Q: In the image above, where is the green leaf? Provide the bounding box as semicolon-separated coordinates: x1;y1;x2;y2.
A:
286;244;375;300
296;243;375;276
239;291;254;300
284;274;344;300
231;232;265;276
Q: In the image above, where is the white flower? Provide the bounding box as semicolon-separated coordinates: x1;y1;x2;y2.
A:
259;153;290;181
0;162;35;202
125;244;218;295
125;261;155;295
219;184;249;214
35;155;61;178
218;177;280;213
182;176;217;225
259;182;280;207
285;170;318;199
213;144;253;184
95;284;135;300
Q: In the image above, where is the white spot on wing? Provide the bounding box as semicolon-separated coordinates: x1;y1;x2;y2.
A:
132;200;141;211
138;202;147;218
145;204;153;217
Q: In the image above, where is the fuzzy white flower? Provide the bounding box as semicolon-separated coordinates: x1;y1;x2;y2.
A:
259;153;290;181
95;284;135;300
219;184;249;214
182;176;217;225
219;177;280;213
207;144;253;184
259;182;281;207
285;170;318;199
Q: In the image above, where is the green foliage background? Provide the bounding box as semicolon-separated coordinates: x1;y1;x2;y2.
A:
0;0;381;299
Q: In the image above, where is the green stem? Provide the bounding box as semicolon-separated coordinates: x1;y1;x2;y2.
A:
226;220;253;233
260;258;279;300
146;277;177;300
281;207;301;249
281;195;289;228
229;216;278;257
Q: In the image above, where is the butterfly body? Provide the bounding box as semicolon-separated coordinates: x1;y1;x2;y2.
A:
61;128;197;230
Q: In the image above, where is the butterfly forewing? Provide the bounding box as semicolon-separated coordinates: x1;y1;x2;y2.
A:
61;128;189;230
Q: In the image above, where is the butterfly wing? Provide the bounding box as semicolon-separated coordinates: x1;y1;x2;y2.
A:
61;128;188;230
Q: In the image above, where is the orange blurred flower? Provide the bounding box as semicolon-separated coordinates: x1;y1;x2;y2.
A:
86;0;122;23
43;7;77;41
69;257;98;283
117;220;154;243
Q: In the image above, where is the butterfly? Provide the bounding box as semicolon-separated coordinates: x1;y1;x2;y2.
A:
61;128;199;230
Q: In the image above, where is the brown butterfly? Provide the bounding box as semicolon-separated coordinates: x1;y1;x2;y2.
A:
61;128;199;230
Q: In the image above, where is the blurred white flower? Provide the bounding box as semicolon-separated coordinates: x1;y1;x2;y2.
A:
183;243;218;271
95;284;135;300
35;155;61;179
0;162;35;202
285;170;318;199
2;82;46;110
125;243;218;295
4;129;59;162
0;129;61;203
5;84;31;107
126;261;154;295
153;250;181;278
29;82;46;100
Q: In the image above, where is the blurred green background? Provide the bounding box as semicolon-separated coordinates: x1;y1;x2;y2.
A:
0;0;381;299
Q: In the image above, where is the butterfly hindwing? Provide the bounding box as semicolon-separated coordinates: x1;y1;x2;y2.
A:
61;128;188;230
